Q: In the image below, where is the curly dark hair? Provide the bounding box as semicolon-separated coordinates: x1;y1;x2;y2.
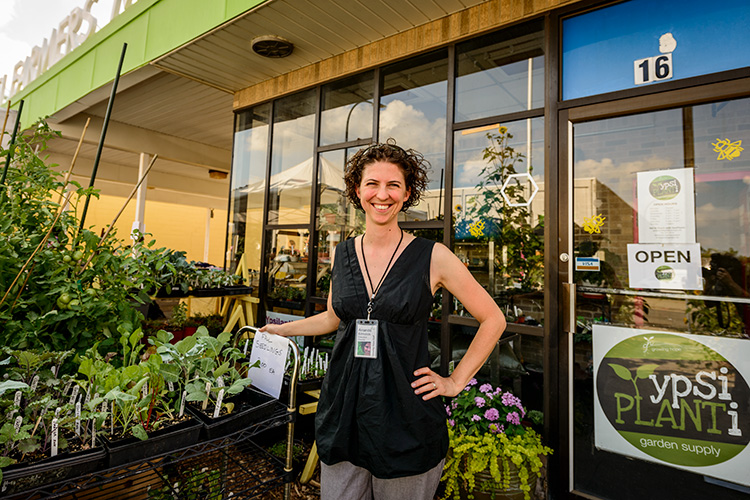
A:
344;139;430;212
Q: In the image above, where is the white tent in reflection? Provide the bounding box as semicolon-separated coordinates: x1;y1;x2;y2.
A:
241;156;345;196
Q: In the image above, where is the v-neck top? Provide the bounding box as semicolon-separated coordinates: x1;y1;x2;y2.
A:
315;236;449;479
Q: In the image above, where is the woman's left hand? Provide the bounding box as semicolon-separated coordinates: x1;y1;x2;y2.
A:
412;367;461;400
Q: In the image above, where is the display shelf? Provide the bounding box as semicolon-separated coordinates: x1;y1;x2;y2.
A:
5;401;292;500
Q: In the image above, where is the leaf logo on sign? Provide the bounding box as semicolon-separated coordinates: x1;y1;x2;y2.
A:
597;333;749;467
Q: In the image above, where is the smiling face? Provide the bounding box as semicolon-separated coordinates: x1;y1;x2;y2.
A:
355;161;410;225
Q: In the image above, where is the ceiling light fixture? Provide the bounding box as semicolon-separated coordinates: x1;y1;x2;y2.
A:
251;35;294;58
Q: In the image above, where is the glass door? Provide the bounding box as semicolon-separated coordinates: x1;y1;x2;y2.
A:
563;96;750;499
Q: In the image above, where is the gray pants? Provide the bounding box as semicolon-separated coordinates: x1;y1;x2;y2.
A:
320;459;445;500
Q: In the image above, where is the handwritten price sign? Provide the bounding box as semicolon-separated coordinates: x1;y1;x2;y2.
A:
248;330;289;399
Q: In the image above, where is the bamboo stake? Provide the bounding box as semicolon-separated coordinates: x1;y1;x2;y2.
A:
56;117;91;207
1;101;11;142
0;191;74;307
77;154;158;274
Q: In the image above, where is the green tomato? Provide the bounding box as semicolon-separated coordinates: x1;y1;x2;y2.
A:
63;254;72;263
56;297;68;310
85;288;97;297
68;299;80;308
72;250;84;261
59;293;72;305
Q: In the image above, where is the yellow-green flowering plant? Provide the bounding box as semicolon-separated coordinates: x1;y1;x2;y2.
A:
442;379;552;500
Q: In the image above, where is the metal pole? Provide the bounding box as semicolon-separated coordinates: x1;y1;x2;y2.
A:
78;43;128;234
1;100;24;185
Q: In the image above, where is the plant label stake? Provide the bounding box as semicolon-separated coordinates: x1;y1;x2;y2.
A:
13;390;22;407
50;366;57;378
203;382;211;410
69;385;80;406
217;377;224;388
111;402;115;435
75;402;82;435
13;415;22;433
167;381;174;392
243;339;249;356
55;407;61;419
84;390;91;406
91;424;96;447
142;382;149;399
179;390;187;417
62;380;72;396
213;389;225;419
51;418;59;457
30;375;39;391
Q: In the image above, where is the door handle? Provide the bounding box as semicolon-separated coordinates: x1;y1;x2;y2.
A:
562;282;576;333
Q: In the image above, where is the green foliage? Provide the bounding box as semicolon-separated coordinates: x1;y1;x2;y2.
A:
0;123;166;352
442;379;552;500
465;127;544;292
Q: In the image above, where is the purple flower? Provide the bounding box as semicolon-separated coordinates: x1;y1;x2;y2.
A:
445;406;452;417
489;423;500;433
494;387;503;395
501;392;522;410
471;414;481;422
451;400;458;410
479;383;493;393
484;408;500;421
506;411;521;425
448;419;455;427
474;397;486;408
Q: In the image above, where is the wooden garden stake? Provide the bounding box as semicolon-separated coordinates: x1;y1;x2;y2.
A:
179;391;187;417
0;100;11;140
51;418;59;457
56;117;90;207
75;401;82;435
213;389;225;419
203;382;211;410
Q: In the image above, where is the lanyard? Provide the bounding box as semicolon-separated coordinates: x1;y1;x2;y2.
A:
361;229;403;320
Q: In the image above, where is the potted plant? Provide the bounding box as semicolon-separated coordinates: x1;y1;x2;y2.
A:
441;379;552;500
150;328;272;440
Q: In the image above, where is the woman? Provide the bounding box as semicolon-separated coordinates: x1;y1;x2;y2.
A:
261;141;506;500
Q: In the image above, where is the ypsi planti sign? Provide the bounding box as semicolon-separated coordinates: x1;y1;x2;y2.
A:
593;325;750;486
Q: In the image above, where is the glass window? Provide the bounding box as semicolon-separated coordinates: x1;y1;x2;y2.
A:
227;104;270;294
453;118;545;327
265;229;310;314
268;90;316;224
320;71;375;146
315;148;365;297
455;22;544;122
380;50;448;222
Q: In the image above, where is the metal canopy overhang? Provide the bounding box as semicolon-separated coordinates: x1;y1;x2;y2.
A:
28;0;484;206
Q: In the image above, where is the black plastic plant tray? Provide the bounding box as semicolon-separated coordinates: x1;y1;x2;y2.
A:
102;417;203;468
187;387;277;440
1;445;106;496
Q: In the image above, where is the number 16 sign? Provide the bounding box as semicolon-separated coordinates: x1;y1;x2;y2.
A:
634;53;673;85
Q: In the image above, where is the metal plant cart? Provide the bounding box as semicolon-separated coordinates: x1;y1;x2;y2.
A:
5;330;301;500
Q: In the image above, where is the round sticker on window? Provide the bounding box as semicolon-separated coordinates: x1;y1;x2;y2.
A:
654;265;675;281
596;333;750;467
648;175;681;200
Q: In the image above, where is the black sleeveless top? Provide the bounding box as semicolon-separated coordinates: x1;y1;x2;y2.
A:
315;236;449;479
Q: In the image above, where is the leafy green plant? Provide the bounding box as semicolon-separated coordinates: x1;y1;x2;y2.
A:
442;379;552;500
0;123;167;353
465;126;544;292
150;328;256;417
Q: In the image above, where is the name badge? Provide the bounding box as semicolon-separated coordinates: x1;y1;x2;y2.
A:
355;319;378;359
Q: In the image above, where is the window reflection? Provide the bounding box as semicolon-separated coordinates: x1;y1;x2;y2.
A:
572;97;750;339
455;23;544;122
315;149;365;297
227;104;270;293
265;229;310;314
453;118;545;326
320;71;374;146
268;90;316;224
380;51;447;221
